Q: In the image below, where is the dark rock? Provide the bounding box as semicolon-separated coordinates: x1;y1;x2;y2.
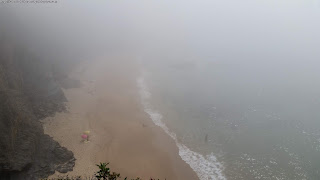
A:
0;40;75;179
26;135;75;179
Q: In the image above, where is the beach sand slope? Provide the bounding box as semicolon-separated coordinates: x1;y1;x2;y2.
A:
44;56;199;180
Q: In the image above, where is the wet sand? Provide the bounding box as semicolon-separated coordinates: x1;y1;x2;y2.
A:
43;56;199;180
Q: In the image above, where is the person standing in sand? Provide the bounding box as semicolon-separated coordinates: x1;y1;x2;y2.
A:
81;130;90;142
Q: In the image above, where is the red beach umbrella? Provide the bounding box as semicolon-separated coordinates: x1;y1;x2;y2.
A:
81;134;88;140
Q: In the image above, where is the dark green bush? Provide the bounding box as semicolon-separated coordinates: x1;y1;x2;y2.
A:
95;163;120;180
42;162;162;180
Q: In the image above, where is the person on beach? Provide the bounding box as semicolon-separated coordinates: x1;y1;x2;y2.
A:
81;130;90;142
81;134;88;142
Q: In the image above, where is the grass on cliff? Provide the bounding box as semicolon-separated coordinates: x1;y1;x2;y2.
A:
42;162;163;180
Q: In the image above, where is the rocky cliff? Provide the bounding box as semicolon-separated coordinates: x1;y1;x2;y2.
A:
0;38;75;179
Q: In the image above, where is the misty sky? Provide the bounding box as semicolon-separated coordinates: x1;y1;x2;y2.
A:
2;0;319;65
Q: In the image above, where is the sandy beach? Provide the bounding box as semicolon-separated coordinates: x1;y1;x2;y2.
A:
43;56;198;180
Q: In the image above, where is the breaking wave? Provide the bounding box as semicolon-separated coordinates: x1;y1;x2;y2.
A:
137;76;226;180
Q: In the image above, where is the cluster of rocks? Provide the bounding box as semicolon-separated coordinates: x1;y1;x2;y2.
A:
0;40;75;179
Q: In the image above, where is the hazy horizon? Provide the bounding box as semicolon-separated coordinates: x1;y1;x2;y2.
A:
1;0;320;179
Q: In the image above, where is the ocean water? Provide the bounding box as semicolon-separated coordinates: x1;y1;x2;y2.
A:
137;59;320;180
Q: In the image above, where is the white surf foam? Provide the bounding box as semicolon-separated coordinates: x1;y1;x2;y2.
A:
137;76;227;180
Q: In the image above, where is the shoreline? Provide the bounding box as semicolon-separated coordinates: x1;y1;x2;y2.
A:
137;74;226;180
43;56;199;180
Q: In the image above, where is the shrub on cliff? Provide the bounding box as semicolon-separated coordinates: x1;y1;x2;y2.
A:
42;162;162;180
95;162;160;180
95;163;120;180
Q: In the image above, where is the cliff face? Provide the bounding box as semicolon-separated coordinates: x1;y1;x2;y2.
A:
0;39;75;179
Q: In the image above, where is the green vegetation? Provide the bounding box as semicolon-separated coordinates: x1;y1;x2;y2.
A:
95;163;120;180
42;163;162;180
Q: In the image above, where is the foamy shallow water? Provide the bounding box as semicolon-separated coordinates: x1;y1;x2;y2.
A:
137;76;227;180
136;53;320;179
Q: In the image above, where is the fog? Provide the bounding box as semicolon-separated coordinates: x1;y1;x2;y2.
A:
2;0;320;65
2;0;320;179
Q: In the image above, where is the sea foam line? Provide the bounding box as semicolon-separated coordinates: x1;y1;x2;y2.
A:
136;76;226;180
